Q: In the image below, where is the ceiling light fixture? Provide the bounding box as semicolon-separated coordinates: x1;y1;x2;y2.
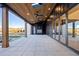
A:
45;16;47;17
48;8;51;11
55;5;63;13
27;13;30;15
50;15;54;18
47;19;51;21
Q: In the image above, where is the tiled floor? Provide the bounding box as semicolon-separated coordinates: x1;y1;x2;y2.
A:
0;35;78;56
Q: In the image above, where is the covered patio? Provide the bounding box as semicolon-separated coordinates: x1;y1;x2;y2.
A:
0;3;79;56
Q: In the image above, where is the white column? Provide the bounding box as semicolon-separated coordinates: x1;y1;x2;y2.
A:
25;22;27;37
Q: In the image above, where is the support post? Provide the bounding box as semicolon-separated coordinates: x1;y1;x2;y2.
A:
54;21;56;39
65;13;68;46
53;20;56;39
31;25;33;34
25;22;27;37
58;17;61;41
2;7;9;48
52;20;54;38
35;25;37;34
72;21;75;37
33;26;36;34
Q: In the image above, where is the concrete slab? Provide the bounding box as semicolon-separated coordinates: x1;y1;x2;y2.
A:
0;35;78;56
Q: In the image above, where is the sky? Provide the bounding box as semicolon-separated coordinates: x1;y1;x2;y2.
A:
9;11;25;29
0;8;25;29
0;8;79;29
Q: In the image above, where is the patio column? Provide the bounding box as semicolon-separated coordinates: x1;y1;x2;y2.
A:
52;20;54;38
25;22;27;37
54;21;56;39
72;21;75;37
53;20;56;39
35;25;37;34
31;25;33;34
33;26;36;34
65;13;68;46
2;6;9;48
58;17;61;41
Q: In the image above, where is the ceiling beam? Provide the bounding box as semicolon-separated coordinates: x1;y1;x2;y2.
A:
45;3;57;21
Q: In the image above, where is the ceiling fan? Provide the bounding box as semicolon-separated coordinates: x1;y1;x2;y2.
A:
34;11;44;21
34;10;43;17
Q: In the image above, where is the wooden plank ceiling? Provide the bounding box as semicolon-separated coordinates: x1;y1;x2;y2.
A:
6;3;56;24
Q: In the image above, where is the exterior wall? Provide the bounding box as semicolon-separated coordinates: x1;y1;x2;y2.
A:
31;21;47;35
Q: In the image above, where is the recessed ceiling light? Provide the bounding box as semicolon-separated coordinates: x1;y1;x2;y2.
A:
27;13;30;15
45;16;47;17
47;19;51;21
50;15;54;18
55;6;63;13
48;8;51;10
